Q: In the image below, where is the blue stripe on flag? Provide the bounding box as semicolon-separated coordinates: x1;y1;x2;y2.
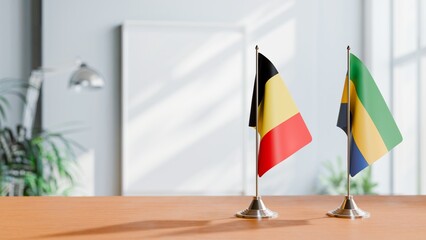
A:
350;137;369;176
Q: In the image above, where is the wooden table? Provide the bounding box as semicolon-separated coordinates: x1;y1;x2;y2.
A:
1;196;425;239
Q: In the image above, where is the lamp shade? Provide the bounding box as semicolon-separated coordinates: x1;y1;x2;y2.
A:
69;63;104;90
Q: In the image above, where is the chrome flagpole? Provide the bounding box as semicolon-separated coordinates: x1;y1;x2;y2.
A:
256;44;260;198
236;45;277;219
327;46;369;219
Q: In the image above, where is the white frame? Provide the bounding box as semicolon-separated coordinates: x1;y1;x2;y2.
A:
121;21;248;195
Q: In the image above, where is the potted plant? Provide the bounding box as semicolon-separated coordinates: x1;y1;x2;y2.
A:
0;78;81;196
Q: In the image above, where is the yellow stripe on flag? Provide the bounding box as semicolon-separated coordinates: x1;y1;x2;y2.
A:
258;74;299;138
340;75;352;104
350;81;388;163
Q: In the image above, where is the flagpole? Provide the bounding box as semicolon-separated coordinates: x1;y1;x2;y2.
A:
346;45;351;197
236;45;277;219
255;45;259;198
327;46;369;219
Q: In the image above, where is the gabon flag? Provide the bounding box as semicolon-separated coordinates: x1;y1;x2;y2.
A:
249;53;312;177
337;53;402;176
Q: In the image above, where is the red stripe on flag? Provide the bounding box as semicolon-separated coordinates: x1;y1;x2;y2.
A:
258;112;312;177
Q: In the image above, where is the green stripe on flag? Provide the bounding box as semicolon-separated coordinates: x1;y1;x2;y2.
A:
349;53;402;150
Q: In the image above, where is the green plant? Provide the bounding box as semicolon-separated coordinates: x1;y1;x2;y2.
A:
318;156;378;195
0;78;82;196
0;126;83;196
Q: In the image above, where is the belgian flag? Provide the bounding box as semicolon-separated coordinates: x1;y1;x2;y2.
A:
249;53;312;177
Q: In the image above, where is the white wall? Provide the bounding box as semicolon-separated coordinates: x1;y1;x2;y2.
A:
42;0;363;195
366;0;426;195
0;0;31;127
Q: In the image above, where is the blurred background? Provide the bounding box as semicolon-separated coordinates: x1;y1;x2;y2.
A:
0;0;424;196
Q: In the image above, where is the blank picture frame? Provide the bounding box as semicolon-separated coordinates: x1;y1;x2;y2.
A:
121;21;248;195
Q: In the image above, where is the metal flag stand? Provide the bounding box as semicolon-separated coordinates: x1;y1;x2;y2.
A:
236;45;277;219
327;46;370;219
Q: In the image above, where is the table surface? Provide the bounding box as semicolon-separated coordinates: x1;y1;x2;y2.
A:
1;195;425;239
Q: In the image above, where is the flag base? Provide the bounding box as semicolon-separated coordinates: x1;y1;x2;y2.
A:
236;196;278;219
327;195;370;219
